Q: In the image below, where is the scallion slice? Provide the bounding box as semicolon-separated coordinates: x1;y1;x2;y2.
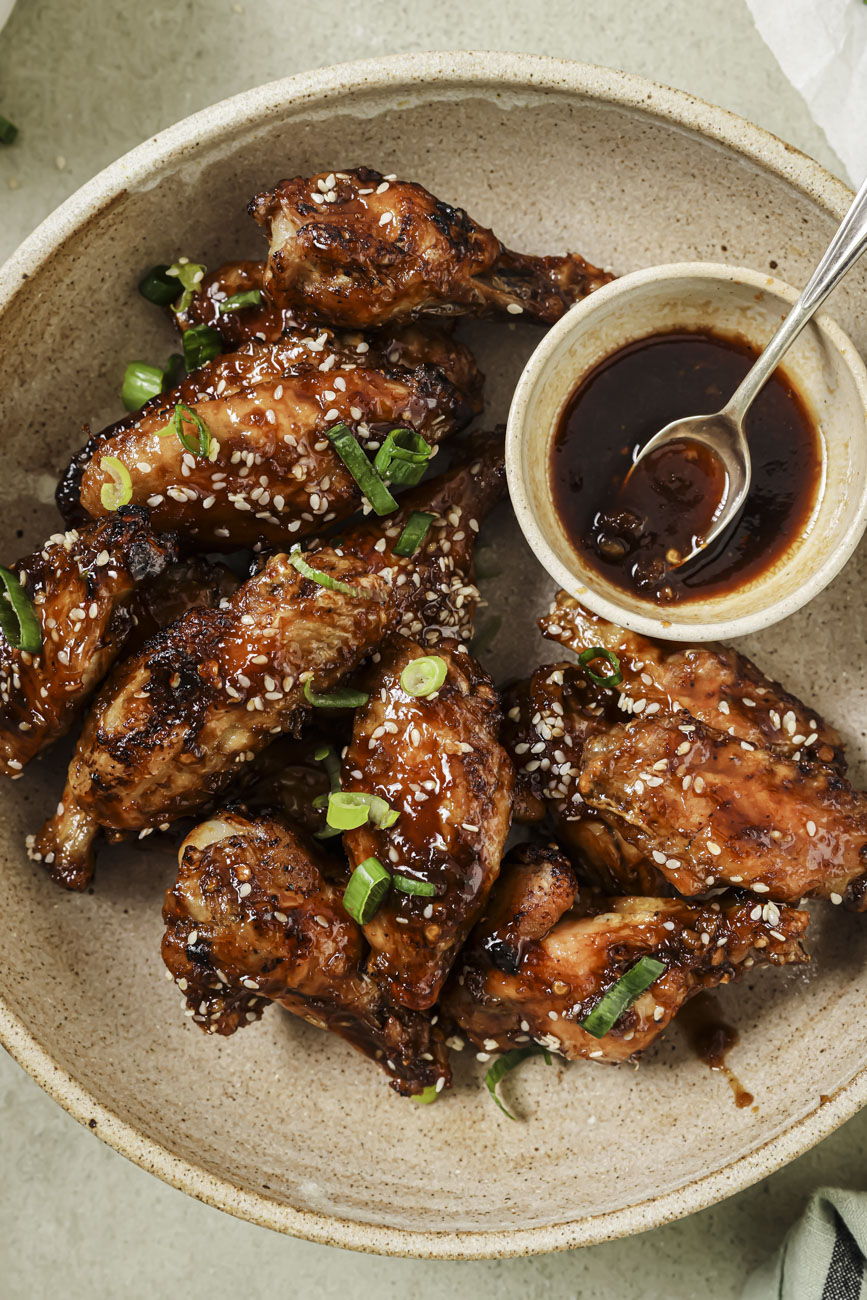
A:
400;655;447;698
138;264;181;307
303;680;370;709
326;423;397;516
121;361;165;413
0;568;42;653
412;1085;439;1105
100;456;133;511
182;323;222;371
165;259;207;313
172;403;212;458
218;288;263;313
0;115;18;145
485;1047;551;1121
325;791;398;830
290;552;363;599
580;956;666;1039
373;428;433;488
343;857;391;924
393;874;436;897
163;352;185;390
578;645;623;688
393;511;435;557
313;743;342;792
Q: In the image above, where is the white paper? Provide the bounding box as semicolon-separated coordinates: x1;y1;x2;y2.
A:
746;0;867;185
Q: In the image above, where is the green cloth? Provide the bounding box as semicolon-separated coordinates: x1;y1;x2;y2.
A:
744;1189;867;1300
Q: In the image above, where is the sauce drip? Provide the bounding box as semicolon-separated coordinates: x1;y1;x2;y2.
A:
549;330;821;603
679;993;755;1110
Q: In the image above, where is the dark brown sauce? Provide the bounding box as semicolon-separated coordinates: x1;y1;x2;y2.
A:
549;330;821;603
679;993;755;1109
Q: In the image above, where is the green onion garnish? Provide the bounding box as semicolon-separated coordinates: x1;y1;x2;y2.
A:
485;1047;551;1121
100;456;133;511
343;857;391;924
0;568;42;653
580;956;666;1039
163;352;185;390
303;680;370;709
394;511;435;558
182;323;222;371
138;265;182;307
165;259;207;313
0;116;19;146
218;288;263;313
578;645;623;688
393;874;436;896
290;552;364;599
400;655;447;698
313;743;341;791
326;423;397;516
325;791;399;831
172;403;212;458
412;1085;439;1105
121;361;165;413
373;429;433;488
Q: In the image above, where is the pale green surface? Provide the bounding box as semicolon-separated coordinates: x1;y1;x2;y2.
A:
0;1;862;1296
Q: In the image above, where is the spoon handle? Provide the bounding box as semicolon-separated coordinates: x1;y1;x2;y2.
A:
725;171;867;423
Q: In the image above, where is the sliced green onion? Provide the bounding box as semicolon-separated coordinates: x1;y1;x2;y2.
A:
325;791;398;830
99;456;133;511
218;288;263;313
393;874;436;897
578;645;623;688
290;552;363;599
326;423;397;516
412;1085;439;1105
0;116;18;145
172;403;212;458
166;258;207;313
580;956;666;1039
313;743;341;791
343;857;391;924
394;511;435;557
373;429;433;487
303;680;370;709
485;1047;551;1121
314;826;343;840
138;264;181;307
182;323;222;371
400;655;447;698
0;568;42;653
163;352;185;390
121;361;165;412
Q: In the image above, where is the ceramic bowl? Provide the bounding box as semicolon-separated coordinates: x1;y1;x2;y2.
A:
507;263;867;641
2;52;867;1260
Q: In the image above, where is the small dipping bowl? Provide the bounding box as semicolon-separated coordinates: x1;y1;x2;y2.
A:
506;262;867;641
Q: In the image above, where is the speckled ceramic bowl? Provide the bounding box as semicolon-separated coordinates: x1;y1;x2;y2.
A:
2;52;867;1260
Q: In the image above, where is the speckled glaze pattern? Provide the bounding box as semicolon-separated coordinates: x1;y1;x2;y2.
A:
0;52;866;1260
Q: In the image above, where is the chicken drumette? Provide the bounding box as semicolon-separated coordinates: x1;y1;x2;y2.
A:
342;637;514;1010
249;167;612;328
442;844;809;1064
162;809;450;1095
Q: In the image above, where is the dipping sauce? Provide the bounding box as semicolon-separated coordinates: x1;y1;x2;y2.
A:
549;330;821;603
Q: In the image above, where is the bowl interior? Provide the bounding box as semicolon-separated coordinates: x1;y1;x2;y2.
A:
509;266;867;639
3;59;867;1256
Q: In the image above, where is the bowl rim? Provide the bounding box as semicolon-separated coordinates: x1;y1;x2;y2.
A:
0;49;863;1260
505;260;867;642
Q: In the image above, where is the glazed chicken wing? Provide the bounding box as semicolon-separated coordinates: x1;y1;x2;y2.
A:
442;844;808;1064
541;593;844;769
249;167;612;328
162;809;450;1095
0;507;177;779
341;637;514;1010
579;713;867;908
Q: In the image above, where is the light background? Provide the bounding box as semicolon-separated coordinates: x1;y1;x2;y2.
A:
0;2;861;1296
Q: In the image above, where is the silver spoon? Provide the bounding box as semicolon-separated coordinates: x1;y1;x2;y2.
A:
626;171;867;569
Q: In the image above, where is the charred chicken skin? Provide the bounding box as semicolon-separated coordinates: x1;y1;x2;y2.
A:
442;844;809;1064
342;637;514;1010
0;507;177;779
249;167;612;328
162;809;450;1095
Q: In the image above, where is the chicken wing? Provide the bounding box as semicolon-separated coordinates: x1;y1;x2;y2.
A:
341;637;513;1010
162;809;450;1095
126;555;238;650
541;593;844;769
579;713;867;908
0;507;177;779
249;167;612;328
442;844;808;1064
